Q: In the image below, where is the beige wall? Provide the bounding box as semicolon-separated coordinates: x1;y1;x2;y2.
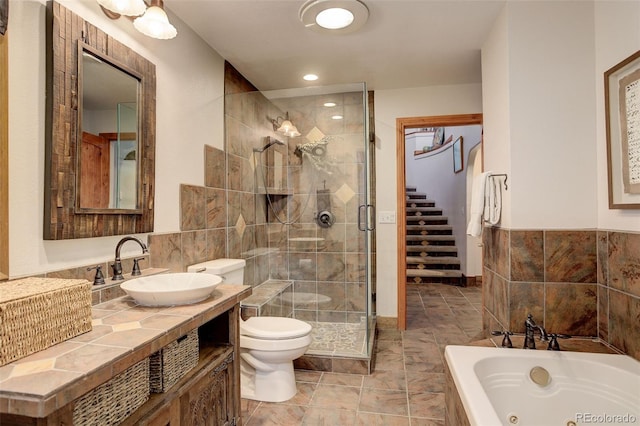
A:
594;1;640;230
7;0;224;278
373;84;483;317
480;1;639;360
374;1;639;319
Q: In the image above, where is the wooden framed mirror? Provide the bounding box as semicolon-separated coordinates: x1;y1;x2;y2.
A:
44;2;156;240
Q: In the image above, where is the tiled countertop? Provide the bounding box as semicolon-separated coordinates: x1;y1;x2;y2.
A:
0;284;251;418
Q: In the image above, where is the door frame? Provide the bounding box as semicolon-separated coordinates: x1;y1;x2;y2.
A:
1;27;8;281
396;113;483;330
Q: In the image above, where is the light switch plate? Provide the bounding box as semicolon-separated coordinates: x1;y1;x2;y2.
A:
379;211;396;224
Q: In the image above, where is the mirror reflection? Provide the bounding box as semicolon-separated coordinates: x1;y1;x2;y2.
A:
79;47;139;210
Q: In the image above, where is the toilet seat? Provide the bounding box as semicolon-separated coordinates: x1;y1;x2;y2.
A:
241;317;311;340
240;333;312;351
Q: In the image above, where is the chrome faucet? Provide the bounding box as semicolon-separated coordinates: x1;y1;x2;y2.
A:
111;236;148;281
524;314;548;349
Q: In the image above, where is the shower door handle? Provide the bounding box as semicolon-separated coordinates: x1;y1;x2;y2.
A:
358;204;366;231
358;204;376;231
366;204;376;231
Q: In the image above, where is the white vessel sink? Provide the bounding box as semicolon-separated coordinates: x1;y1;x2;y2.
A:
120;273;222;306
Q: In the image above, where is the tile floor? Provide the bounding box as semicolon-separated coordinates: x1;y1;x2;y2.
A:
241;283;483;425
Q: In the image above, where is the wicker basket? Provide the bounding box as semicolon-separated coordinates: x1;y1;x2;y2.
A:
73;358;150;425
149;329;199;393
0;277;92;366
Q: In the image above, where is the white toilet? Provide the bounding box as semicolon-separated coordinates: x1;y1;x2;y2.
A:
187;259;312;403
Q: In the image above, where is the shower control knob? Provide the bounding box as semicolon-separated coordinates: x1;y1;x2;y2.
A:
316;211;335;228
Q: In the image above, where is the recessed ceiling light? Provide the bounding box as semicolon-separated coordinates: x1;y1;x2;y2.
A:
324;102;337;107
316;8;354;30
299;0;369;35
303;74;319;81
332;115;343;120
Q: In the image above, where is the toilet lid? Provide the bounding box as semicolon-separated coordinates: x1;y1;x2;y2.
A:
241;317;312;340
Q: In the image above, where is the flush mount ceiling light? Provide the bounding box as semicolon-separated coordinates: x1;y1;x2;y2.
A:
316;7;353;29
97;0;177;40
303;74;319;81
299;0;369;35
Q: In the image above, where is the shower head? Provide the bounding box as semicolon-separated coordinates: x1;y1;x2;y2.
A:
254;137;285;153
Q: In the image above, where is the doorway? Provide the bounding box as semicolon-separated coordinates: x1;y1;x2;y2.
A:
395;114;482;330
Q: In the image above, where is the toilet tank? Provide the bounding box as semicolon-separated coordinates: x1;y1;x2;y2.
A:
187;259;246;285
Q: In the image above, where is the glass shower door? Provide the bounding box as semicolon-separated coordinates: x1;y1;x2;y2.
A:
225;83;376;360
362;87;377;358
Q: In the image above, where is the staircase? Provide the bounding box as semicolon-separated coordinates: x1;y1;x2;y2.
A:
405;186;463;286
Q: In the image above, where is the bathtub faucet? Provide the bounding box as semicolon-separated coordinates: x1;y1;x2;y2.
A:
524;314;548;349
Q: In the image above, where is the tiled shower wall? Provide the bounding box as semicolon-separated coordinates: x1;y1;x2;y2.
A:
266;92;369;324
148;65;276;289
223;63;370;324
145;63;372;329
147;146;229;275
482;227;640;361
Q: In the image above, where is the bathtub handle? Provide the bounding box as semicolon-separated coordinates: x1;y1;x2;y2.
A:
491;330;513;348
547;333;571;351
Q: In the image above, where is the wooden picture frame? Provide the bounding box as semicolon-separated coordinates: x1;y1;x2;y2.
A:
0;0;7;36
453;136;463;173
604;49;640;209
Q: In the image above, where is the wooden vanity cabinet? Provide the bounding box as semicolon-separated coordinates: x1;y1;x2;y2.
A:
133;347;236;426
125;306;242;426
0;304;243;426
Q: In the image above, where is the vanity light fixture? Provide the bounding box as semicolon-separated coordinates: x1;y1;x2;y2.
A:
324;102;337;107
299;0;369;34
97;0;177;40
97;0;146;17
133;0;177;39
331;115;343;120
270;112;301;138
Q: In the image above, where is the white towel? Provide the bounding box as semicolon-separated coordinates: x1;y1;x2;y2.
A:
466;172;492;237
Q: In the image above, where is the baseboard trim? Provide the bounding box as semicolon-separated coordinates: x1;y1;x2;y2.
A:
465;275;482;287
376;316;398;329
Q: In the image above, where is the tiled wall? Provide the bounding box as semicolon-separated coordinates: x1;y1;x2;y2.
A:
34;63;375;328
482;227;640;361
147;146;229;274
38;64;370;320
150;63;276;288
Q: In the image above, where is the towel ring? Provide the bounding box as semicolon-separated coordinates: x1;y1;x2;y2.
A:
489;173;508;191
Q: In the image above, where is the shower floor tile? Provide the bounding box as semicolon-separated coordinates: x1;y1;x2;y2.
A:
306;320;367;357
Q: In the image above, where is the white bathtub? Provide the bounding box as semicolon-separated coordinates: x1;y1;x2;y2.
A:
445;345;640;426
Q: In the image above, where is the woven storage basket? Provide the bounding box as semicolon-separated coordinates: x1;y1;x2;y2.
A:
73;358;150;425
149;329;199;393
0;277;92;366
